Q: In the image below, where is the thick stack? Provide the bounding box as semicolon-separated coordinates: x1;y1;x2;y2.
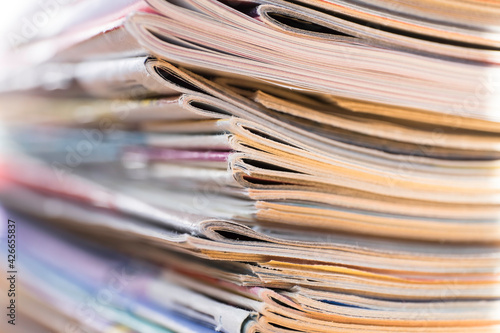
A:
1;0;500;332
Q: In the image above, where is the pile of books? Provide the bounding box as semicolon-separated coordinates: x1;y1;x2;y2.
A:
1;0;500;332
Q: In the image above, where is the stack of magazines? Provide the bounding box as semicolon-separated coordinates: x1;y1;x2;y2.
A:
1;0;500;332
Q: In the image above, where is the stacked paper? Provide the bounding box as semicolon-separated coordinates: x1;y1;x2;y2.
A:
0;0;499;332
